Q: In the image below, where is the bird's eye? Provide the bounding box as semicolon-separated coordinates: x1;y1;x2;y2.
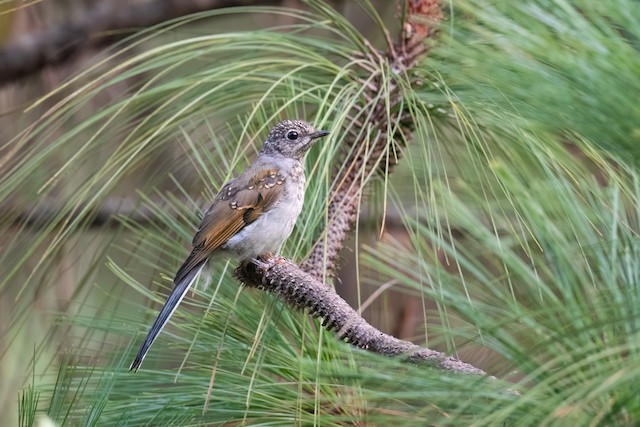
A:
286;130;299;141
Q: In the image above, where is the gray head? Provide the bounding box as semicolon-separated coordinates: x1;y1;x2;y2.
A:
261;119;329;160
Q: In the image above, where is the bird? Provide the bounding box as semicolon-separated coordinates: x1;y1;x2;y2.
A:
129;119;329;371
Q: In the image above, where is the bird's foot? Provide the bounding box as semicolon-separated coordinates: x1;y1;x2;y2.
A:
261;253;287;265
249;254;272;270
247;253;286;272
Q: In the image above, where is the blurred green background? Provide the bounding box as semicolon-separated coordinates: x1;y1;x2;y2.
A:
2;0;640;425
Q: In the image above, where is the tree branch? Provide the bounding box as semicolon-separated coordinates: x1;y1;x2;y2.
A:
0;0;266;86
236;256;488;376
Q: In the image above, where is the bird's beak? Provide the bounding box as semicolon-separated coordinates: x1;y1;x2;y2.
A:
309;130;330;140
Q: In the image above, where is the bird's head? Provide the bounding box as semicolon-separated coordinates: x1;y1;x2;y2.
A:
261;119;329;160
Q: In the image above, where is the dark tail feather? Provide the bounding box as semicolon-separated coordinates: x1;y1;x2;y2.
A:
129;259;207;372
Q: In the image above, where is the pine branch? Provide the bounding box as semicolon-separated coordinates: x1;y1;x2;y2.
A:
236;256;488;376
302;0;441;280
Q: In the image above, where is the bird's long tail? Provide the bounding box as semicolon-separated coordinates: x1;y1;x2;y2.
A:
129;259;207;372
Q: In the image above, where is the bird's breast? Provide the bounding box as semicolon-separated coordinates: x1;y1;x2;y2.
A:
223;169;306;260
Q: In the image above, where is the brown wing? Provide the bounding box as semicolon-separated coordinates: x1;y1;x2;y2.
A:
173;167;286;284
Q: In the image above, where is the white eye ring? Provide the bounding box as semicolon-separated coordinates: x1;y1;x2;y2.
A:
286;130;299;141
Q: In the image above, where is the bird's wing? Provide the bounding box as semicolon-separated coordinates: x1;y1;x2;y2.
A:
173;166;287;284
